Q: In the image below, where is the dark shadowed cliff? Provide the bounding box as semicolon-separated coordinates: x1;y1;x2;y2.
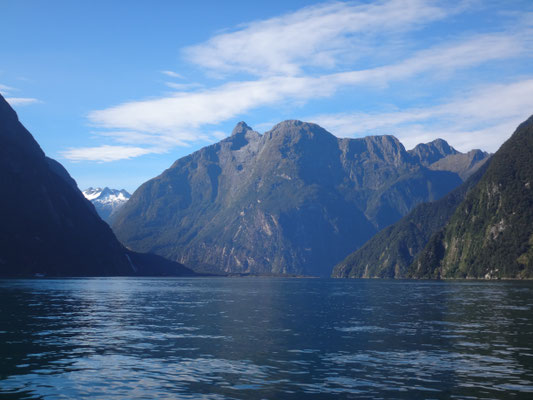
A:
0;94;194;277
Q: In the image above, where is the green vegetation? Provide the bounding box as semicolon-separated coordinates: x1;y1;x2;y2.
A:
410;115;533;279
332;162;488;278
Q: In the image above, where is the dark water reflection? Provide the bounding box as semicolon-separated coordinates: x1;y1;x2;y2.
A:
1;278;533;399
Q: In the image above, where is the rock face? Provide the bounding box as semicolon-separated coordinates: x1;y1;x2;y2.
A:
113;120;485;276
410;115;533;279
0;94;194;277
332;161;489;278
409;138;459;165
428;149;490;180
83;187;131;223
409;139;490;180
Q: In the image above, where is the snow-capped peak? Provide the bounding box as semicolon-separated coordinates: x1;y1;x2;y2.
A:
83;187;104;201
82;187;131;223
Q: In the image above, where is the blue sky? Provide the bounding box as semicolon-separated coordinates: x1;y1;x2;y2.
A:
1;0;532;193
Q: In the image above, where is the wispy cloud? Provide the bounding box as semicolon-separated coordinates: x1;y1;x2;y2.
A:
1;83;40;106
183;0;451;76
0;83;16;94
165;81;203;91
311;79;533;152
5;97;40;106
72;0;531;162
88;32;526;146
161;70;183;79
61;145;164;162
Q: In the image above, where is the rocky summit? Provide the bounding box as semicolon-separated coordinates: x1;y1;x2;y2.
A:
112;120;489;277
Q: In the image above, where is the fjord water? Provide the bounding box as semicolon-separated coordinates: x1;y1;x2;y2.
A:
1;278;533;399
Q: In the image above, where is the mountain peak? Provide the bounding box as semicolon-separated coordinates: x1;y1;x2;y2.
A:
82;187;131;223
231;121;253;136
266;120;335;142
271;120;315;131
409;138;458;166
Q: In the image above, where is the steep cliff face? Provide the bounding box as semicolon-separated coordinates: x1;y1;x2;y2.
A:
410;115;533;279
332;161;489;279
113;120;474;276
0;94;193;277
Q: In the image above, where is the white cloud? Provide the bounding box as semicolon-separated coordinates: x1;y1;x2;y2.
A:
88;33;525;144
165;81;203;91
94;130;195;147
161;70;184;78
89;75;327;134
311;79;533;152
72;1;531;162
0;83;16;94
184;0;451;76
5;97;40;106
61;145;164;162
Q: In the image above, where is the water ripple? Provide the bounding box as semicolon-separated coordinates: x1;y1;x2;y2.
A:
1;278;533;399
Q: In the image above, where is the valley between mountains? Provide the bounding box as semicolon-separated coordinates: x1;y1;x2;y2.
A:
3;91;532;279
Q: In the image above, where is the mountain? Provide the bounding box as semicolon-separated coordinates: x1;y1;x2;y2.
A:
428;149;490;180
332;160;490;279
409;138;459;165
113;120;486;277
0;94;194;277
409;115;533;279
409;139;490;179
83;187;131;223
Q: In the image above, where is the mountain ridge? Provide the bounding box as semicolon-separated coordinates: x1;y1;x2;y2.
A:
113;120;488;276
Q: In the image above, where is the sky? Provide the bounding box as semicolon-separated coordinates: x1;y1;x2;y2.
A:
1;0;532;193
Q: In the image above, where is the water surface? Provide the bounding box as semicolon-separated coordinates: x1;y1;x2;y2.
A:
1;278;533;399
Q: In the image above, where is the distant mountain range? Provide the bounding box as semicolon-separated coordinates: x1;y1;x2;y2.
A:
112;120;489;276
83;187;131;223
0;93;194;277
333;114;533;280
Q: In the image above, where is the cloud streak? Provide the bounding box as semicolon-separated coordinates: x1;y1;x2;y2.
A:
5;97;40;106
0;83;16;94
161;70;183;79
66;0;532;162
183;0;451;76
61;145;164;162
85;33;526;146
311;79;533;152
